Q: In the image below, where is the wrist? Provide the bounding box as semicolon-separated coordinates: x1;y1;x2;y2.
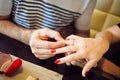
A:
21;29;35;45
95;37;110;56
95;31;113;44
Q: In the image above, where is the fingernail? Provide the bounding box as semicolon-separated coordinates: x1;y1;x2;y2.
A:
54;59;61;64
51;49;56;54
84;71;88;77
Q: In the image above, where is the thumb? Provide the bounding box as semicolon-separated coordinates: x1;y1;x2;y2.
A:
82;59;97;77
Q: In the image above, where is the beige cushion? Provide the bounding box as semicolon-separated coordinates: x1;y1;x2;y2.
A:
90;0;120;37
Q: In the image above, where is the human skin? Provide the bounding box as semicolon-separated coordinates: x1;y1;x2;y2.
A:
52;25;120;77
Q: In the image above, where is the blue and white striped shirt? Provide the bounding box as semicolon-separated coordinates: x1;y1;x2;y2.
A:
11;0;96;31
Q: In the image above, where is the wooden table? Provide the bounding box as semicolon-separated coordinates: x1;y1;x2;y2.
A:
0;33;119;80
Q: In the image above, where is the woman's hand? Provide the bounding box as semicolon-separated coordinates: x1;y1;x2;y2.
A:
29;28;65;60
52;35;109;77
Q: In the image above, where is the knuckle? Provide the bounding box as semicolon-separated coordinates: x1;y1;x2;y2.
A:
72;54;78;60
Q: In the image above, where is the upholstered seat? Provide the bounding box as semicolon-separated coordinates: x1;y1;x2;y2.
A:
88;0;120;79
90;0;120;37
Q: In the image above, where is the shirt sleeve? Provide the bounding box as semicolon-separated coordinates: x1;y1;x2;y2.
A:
117;23;120;28
75;0;96;33
0;0;12;16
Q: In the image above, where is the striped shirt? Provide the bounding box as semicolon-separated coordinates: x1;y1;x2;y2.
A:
11;0;96;31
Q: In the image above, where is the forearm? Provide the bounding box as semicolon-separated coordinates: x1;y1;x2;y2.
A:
0;20;35;45
95;25;120;44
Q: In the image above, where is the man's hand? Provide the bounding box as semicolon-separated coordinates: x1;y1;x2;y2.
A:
29;28;65;59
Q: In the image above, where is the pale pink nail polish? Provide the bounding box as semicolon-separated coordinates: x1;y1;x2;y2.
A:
54;59;61;64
